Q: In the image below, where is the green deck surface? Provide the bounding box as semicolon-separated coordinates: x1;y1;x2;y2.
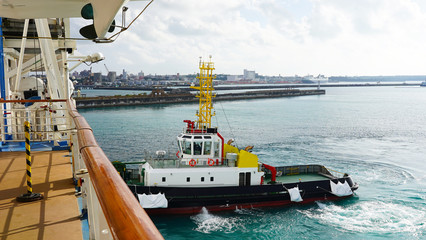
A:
271;173;331;183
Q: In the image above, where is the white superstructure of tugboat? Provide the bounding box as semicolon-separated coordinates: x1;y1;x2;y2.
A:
143;124;264;188
113;58;358;214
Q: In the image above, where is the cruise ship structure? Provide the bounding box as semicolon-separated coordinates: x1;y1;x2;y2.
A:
301;74;329;84
113;59;358;215
0;1;162;239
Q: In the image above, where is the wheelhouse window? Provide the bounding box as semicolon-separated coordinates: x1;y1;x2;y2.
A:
193;141;203;155
203;141;212;155
214;141;220;158
178;140;183;152
183;140;192;155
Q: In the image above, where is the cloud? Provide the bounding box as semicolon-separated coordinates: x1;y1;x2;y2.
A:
71;0;426;76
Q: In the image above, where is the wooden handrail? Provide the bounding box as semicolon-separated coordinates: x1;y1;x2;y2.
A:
67;100;163;240
0;99;68;103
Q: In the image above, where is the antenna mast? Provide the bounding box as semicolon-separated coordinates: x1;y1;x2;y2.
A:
191;56;216;130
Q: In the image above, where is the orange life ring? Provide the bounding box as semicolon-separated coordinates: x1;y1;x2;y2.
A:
208;158;214;166
176;151;180;158
244;145;254;152
189;159;196;167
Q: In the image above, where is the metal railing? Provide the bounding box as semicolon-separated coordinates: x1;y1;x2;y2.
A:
67;100;163;240
0;99;70;142
1;99;163;239
145;158;231;169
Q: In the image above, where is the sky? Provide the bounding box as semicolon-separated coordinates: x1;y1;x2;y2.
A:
71;0;426;77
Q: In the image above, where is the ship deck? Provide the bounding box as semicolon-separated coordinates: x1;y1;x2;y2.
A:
0;151;82;240
274;173;331;183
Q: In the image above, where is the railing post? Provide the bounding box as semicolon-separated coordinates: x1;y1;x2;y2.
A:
76;165;112;239
0;104;4;142
85;176;113;240
70;128;84;179
16;121;43;202
0;17;5;102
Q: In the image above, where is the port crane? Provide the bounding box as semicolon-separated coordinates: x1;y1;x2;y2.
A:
104;64;110;75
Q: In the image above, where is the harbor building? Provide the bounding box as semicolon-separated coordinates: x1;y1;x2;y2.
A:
108;71;117;82
122;69;128;80
244;69;256;81
93;72;102;84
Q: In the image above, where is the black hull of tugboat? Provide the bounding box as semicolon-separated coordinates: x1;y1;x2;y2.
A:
130;176;357;215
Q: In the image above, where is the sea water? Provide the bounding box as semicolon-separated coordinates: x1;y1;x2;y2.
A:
79;86;426;239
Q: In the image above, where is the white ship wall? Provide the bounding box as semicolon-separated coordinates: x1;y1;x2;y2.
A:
144;167;263;187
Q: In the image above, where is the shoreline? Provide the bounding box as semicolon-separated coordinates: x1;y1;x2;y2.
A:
75;82;420;91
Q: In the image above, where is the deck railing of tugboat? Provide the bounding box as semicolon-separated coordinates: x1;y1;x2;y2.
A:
323;166;347;178
145;158;230;168
271;165;337;177
67;100;163;240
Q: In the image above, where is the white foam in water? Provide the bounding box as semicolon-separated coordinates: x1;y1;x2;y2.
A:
234;206;262;216
191;207;245;233
299;201;426;234
357;163;415;186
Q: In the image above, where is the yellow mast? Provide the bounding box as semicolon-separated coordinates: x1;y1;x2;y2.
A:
191;56;216;130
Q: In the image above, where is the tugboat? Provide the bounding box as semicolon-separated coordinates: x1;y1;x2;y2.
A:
113;58;358;215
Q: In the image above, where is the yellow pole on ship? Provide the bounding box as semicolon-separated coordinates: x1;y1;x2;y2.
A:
190;56;216;130
16;121;43;202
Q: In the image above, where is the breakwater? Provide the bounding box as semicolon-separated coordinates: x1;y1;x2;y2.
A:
75;89;325;109
83;82;418;92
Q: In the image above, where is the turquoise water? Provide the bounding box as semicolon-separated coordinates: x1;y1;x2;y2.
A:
79;86;426;239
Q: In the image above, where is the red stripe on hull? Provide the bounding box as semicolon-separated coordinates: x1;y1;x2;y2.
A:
145;195;352;215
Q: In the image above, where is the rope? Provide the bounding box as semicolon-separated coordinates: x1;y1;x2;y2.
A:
212;91;220;129
218;101;238;148
323;166;345;176
213;112;220;130
0;0;155;42
108;0;155;40
316;186;334;195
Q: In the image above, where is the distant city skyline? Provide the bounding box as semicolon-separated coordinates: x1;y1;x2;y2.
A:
71;68;426;79
71;0;426;76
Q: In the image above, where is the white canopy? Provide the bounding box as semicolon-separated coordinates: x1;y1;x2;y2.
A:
330;180;353;197
288;186;303;202
138;193;168;209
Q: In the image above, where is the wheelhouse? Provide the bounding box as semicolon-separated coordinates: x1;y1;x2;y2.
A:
177;130;224;166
